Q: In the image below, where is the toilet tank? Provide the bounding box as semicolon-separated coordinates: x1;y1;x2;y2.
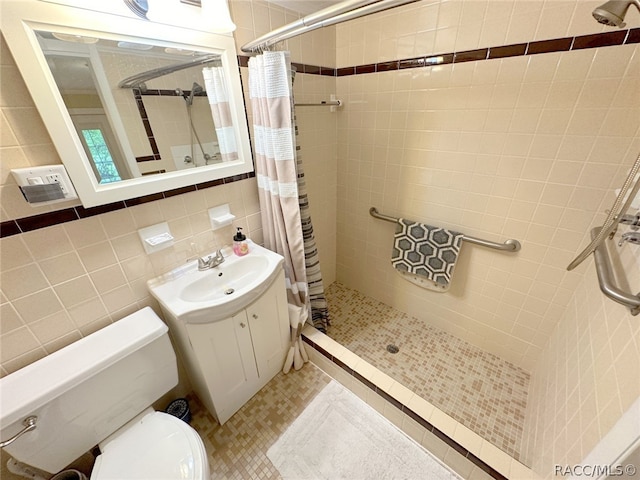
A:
0;307;178;474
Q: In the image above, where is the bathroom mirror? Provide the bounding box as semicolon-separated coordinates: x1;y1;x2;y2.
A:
1;0;253;207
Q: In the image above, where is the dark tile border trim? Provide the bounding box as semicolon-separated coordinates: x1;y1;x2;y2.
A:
526;37;572;55
132;88;161;162
454;48;488;63
488;43;527;59
16;208;79;233
238;27;639;78
0;172;255;238
572;30;628;50
302;335;509;480
0;220;21;237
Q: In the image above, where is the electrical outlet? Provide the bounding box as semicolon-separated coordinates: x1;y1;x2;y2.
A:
45;173;69;195
45;173;62;183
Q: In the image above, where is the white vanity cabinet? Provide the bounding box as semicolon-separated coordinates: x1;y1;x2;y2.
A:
161;269;290;425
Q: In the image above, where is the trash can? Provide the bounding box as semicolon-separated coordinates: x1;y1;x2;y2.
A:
165;398;191;424
51;470;87;480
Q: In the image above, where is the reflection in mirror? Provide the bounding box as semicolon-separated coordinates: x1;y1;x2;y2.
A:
2;0;252;207
46;53;132;183
37;31;235;186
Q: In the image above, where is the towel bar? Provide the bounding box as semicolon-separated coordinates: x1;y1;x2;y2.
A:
369;207;521;252
294;100;342;107
591;227;640;315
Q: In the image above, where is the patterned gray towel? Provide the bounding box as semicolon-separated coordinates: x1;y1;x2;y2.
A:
391;218;464;288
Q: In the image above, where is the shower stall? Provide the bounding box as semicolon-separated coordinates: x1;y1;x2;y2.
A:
243;0;640;477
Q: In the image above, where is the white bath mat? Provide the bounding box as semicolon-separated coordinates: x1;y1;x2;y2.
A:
267;380;461;480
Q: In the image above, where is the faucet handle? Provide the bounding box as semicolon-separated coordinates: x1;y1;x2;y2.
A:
618;231;640;247
186;254;211;270
618;213;640;230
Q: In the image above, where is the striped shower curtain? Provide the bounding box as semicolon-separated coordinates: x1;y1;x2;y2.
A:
202;65;238;161
249;51;329;374
291;69;330;333
249;51;308;373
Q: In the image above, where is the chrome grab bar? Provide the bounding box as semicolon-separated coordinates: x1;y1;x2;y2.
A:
0;416;37;448
295;100;342;107
369;207;521;252
591;227;640;316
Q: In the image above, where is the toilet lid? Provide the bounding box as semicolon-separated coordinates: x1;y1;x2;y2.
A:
91;411;209;480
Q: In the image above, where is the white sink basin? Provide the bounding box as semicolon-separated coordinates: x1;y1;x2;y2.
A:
147;241;284;323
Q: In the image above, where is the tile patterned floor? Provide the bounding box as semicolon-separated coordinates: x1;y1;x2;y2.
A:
189;364;331;480
324;282;530;462
0;366;327;480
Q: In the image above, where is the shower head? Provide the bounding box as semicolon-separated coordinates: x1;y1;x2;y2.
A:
592;0;640;27
187;82;204;106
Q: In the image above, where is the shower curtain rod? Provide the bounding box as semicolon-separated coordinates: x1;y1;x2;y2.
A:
241;0;420;53
118;54;221;89
370;207;522;252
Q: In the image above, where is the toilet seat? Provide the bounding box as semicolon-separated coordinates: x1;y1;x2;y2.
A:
91;410;209;480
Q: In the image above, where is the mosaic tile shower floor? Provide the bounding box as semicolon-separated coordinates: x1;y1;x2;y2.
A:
325;282;530;461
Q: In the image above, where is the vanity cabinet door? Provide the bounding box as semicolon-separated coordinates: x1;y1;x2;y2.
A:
182;269;289;425
185;314;258;424
246;273;289;382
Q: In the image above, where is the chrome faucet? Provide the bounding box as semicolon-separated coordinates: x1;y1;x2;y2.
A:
619;213;640;230
618;231;640;247
209;249;225;268
188;249;225;271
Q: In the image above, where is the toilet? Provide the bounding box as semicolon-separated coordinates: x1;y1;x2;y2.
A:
0;307;210;480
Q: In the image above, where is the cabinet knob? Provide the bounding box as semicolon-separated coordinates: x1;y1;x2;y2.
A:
252;313;258;319
240;322;246;328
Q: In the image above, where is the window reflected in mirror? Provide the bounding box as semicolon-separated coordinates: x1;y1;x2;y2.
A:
81;128;124;183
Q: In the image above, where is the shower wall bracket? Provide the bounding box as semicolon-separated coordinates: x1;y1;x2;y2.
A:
591;226;640;316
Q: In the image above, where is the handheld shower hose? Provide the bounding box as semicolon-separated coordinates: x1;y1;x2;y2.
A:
570;1;640;270
566;151;640;270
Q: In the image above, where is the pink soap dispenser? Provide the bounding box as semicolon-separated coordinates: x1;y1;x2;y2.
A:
233;227;249;256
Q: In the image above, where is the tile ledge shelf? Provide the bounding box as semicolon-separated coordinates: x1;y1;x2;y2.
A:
302;325;541;480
